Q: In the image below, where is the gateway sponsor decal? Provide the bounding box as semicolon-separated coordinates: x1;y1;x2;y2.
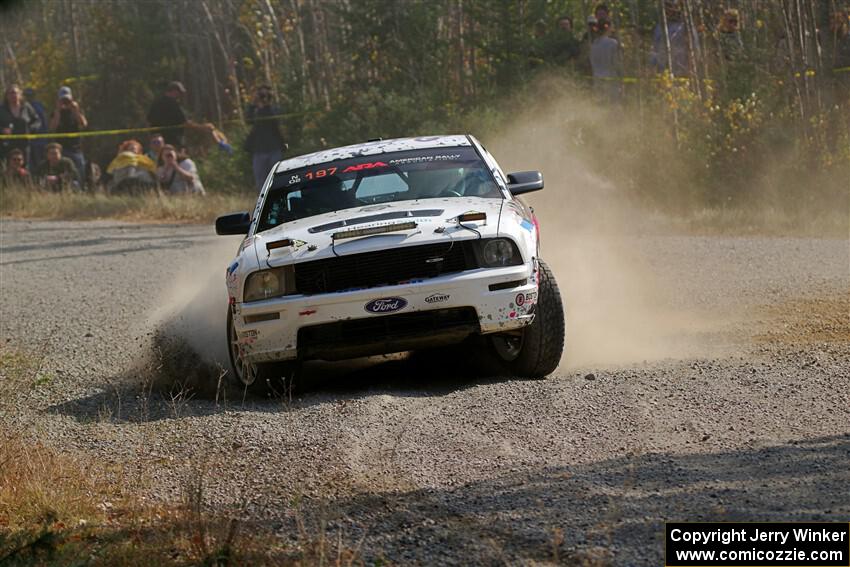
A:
425;293;450;304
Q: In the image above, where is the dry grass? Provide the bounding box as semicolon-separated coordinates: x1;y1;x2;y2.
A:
0;184;254;224
0;347;364;566
0;435;366;566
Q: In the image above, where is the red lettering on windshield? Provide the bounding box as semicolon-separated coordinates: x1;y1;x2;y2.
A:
342;161;388;173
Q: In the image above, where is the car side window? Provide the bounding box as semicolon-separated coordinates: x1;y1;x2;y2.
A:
477;146;509;191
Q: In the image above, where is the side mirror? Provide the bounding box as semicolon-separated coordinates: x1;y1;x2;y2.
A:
507;171;544;196
215;211;251;235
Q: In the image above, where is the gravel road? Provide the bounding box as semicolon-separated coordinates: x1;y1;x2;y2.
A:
1;218;848;565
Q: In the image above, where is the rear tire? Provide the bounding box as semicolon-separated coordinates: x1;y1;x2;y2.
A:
489;260;565;378
227;308;298;397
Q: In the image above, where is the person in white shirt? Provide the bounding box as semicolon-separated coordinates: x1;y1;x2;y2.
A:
157;144;205;195
590;18;622;104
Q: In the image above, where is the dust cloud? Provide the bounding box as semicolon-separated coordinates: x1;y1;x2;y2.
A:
480;87;719;369
138;238;239;397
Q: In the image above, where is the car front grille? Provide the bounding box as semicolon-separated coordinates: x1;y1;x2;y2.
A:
297;307;480;359
294;241;478;295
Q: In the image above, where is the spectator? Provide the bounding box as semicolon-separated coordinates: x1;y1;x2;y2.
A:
245;85;286;191
717;9;750;100
146;133;165;163
23;87;48;167
576;15;599;77
650;1;698;77
178;146;206;195
584;14;599;42
550;15;581;65
717;9;744;62
49;86;88;188
105;139;157;194
590;18;623;103
594;4;618;39
2;148;32;186
0;84;42;164
157;144;205;195
146;80;213;148
594;3;610;22
35;142;79;192
533;19;547;39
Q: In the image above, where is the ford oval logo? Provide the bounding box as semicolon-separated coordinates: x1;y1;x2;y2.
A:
364;297;408;314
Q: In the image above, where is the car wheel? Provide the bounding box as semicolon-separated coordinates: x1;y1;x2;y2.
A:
227;308;297;397
489;259;565;378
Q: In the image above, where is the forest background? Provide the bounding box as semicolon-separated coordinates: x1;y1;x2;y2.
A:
0;0;847;219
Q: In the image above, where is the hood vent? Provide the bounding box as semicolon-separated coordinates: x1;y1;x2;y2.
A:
308;209;443;234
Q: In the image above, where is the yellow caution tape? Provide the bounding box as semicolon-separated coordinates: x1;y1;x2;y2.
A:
589;75;712;84
0;109;320;141
1;124;166;140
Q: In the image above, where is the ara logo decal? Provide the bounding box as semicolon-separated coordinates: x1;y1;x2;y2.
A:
425;293;450;304
364;297;408;314
343;161;388;173
515;293;525;306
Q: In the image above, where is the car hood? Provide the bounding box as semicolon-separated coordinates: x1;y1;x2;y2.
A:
252;197;505;266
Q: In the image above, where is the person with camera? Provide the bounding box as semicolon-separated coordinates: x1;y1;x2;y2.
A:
156;144;205;196
49;86;88;187
245;85;286;192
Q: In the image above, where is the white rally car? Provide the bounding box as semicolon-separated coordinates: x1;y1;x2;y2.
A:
216;135;565;394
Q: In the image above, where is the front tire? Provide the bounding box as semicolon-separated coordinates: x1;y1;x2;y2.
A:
489;260;565;378
227;308;297;397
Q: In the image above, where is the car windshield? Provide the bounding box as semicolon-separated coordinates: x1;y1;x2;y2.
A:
257;146;502;232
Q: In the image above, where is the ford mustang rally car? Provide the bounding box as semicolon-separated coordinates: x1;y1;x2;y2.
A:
216;135;565;394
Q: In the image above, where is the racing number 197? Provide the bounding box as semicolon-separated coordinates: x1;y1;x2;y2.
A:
305;167;337;180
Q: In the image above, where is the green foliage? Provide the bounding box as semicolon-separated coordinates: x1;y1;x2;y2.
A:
0;0;847;205
195;127;254;194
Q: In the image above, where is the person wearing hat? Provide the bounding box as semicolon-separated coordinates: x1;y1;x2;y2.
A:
49;86;88;187
147;81;213;148
575;15;599;77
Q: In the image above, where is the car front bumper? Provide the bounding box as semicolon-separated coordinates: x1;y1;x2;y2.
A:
233;263;539;363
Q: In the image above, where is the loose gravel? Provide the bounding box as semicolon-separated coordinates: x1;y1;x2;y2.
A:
1;218;848;565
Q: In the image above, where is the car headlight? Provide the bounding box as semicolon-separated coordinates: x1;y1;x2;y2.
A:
478;238;523;268
243;266;295;302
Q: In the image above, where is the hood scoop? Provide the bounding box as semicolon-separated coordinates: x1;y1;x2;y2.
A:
308;209;443;234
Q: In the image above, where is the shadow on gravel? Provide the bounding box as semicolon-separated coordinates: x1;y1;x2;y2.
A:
0;240;202;266
45;346;514;424
1;233;210;254
293;433;850;565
